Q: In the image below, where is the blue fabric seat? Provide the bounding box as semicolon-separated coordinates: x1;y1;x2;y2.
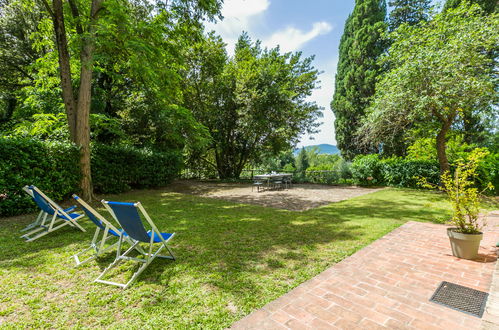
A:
20;186;85;242
97;200;176;289
148;231;173;243
105;201;173;243
71;195;135;266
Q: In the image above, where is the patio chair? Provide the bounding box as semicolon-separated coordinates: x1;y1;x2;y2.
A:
252;179;265;192
20;186;85;242
272;176;284;190
71;195;145;266
20;186;46;233
96;200;176;289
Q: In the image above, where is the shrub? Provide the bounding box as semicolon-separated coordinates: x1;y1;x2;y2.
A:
0;138;183;216
305;169;339;184
477;152;499;195
91;144;182;193
381;158;440;188
419;149;494;234
0;137;80;216
351;154;383;185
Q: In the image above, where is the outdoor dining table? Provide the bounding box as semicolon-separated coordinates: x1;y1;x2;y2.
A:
253;173;293;190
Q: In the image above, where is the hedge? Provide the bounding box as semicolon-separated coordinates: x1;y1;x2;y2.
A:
0;137;182;216
91;144;182;194
351;154;498;193
0;137;80;216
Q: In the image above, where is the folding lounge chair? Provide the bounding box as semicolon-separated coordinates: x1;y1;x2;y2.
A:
72;195;145;266
20;186;85;242
20;186;46;232
96;200;176;289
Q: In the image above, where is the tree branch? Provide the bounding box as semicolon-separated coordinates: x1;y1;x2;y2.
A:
40;0;55;19
67;0;83;35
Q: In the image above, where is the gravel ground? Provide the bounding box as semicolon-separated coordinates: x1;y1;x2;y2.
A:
167;180;384;211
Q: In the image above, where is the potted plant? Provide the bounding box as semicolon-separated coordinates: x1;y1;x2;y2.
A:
420;149;494;260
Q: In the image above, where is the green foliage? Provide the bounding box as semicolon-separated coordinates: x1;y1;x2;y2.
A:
331;0;387;160
351;154;441;187
351;154;384;185
361;3;499;170
9;113;124;143
418;149;494;233
91;144;182;194
295;148;310;175
444;0;497;13
381;157;440;187
388;0;431;31
183;32;322;178
406;136;477;163
477;152;499;195
0;137;183;215
0;136;80;216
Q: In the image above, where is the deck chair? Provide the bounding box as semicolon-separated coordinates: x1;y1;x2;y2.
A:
20;186;48;232
71;195;145;266
20;186;85;242
96;200;176;289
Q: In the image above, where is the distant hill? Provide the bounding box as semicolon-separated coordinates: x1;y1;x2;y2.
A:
294;144;339;155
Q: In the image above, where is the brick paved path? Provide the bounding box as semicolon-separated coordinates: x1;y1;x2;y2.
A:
231;213;499;329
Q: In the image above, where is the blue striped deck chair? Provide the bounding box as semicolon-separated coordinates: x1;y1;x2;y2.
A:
20;186;85;242
97;200;176;289
72;195;146;266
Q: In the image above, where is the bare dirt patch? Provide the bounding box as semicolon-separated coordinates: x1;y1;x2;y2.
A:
167;180;384;211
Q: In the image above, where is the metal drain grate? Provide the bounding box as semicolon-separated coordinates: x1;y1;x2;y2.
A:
430;281;488;318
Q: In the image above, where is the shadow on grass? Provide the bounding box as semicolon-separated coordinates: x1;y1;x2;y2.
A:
0;186;456;327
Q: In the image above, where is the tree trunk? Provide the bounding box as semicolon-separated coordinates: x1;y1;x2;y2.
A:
436;119;452;175
52;0;77;140
74;0;103;200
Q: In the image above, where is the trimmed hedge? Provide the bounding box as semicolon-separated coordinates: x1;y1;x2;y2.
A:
91;144;182;194
0;137;80;216
0;137;182;216
351;155;440;188
351;154;497;192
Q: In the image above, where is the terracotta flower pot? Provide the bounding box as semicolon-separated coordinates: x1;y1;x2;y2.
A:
447;228;483;260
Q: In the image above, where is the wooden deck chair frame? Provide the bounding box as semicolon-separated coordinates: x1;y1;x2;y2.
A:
72;195;145;266
20;186;85;242
96;200;175;289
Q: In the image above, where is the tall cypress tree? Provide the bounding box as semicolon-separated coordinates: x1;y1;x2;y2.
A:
331;0;387;160
388;0;431;31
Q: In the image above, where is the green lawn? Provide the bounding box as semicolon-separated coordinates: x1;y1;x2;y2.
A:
0;188;454;328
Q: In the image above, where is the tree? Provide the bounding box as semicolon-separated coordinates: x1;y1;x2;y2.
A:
444;0;497;13
359;4;498;175
0;0;45;122
35;0;221;199
331;0;387;160
296;148;309;175
183;33;322;178
443;0;497;146
388;0;431;31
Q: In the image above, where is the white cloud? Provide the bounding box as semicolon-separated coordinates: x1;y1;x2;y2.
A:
297;57;338;147
205;0;270;53
263;22;333;53
221;0;270;17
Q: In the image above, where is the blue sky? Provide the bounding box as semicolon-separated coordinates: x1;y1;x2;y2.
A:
205;0;357;147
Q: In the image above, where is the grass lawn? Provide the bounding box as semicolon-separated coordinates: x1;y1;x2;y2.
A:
0;188;456;328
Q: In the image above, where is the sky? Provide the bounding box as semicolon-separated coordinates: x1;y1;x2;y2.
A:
205;0;357;147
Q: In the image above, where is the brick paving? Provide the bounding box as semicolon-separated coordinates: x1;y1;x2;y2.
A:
231;213;499;329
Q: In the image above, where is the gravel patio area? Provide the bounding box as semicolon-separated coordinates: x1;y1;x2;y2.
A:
167;180;384;211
